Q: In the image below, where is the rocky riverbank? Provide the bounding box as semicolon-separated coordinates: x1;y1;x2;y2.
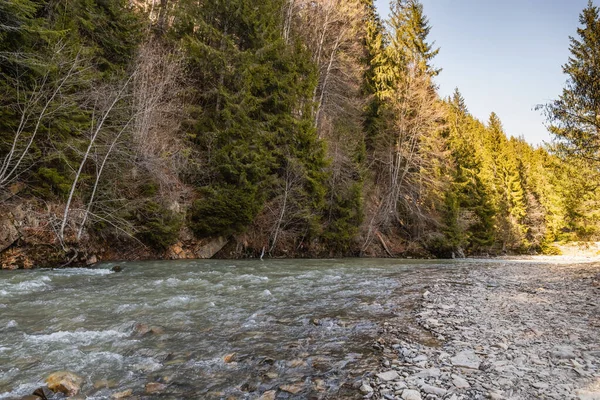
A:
364;260;600;400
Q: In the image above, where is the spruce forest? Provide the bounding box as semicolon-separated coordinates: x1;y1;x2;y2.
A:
2;0;600;265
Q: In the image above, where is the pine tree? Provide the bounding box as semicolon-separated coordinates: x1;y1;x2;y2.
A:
174;0;328;240
388;0;440;77
543;1;600;161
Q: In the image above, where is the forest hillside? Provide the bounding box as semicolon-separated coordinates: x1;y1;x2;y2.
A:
1;0;600;267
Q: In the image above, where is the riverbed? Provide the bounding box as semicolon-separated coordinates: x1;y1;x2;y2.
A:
366;259;600;400
0;258;460;399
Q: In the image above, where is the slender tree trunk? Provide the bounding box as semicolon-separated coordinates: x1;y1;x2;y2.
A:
60;73;134;243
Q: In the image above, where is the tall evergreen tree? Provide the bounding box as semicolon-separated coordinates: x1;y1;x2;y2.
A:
543;1;600;161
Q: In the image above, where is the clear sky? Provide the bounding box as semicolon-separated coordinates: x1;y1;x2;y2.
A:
374;0;589;145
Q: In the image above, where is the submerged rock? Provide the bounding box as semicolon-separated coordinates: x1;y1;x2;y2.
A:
280;383;304;394
111;265;123;272
45;371;83;396
145;382;167;394
134;323;164;336
258;390;276;400
110;389;133;399
94;379;117;389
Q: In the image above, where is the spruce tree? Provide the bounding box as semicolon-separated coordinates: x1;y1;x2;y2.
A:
544;1;600;160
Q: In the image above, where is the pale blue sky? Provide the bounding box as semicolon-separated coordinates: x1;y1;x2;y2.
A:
374;0;589;145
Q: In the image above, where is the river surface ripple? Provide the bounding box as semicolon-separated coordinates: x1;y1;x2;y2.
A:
0;258;461;399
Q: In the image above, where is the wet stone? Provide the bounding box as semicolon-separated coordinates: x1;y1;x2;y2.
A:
45;371;83;397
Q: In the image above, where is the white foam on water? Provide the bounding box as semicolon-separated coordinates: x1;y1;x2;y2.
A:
238;274;269;283
25;329;128;345
53;268;114;276
86;351;125;365
6;320;17;328
132;357;162;372
162;295;197;307
71;314;86;323
191;357;224;368
164;277;208;287
0;382;41;400
0;278;51;296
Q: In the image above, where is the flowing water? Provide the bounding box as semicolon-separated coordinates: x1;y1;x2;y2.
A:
0;258;462;399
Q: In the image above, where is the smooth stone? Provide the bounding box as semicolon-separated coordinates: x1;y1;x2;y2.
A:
450;350;481;369
412;355;428;363
360;383;374;394
420;384;447;396
401;389;422;400
452;374;470;389
410;368;440;379
377;370;400;381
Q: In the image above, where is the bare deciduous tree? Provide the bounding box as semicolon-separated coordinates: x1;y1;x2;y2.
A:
362;67;446;252
0;44;81;191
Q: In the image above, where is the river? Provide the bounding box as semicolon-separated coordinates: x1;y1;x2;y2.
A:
0;258;465;399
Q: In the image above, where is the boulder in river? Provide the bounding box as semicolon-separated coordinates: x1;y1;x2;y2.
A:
111;265;123;272
45;371;83;396
32;387;51;400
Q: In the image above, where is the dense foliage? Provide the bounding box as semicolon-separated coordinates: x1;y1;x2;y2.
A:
1;0;599;257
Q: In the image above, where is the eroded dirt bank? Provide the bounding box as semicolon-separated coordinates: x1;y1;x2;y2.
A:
364;260;600;400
